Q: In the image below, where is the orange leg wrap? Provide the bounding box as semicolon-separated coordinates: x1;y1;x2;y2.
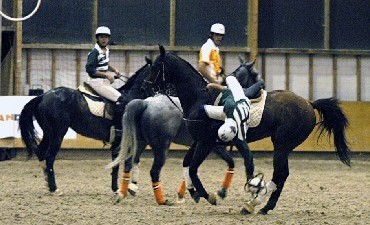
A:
119;173;130;196
222;168;235;190
152;181;166;205
177;180;186;198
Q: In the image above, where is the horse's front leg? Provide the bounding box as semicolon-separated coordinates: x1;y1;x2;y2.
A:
259;151;288;214
212;145;235;199
177;141;197;203
189;141;217;205
150;146;172;205
111;146;120;192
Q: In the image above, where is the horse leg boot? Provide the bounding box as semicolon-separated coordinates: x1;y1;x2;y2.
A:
213;145;235;199
241;180;277;215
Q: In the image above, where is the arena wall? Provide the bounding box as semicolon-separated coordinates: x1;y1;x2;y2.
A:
1;102;369;152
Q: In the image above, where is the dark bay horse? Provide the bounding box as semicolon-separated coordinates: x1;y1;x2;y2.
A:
146;45;351;214
19;61;152;195
107;59;261;205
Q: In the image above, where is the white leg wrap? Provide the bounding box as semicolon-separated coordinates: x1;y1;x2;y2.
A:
131;163;140;183
204;105;226;121
266;180;277;192
226;76;247;101
183;167;194;189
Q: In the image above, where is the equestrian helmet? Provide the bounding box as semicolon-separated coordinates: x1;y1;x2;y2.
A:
218;118;237;142
210;23;225;35
96;26;111;37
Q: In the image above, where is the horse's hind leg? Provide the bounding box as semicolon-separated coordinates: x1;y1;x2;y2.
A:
150;146;172;205
41;136;64;195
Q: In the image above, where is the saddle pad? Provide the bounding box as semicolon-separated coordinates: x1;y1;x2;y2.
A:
249;90;267;128
78;85;113;120
83;96;113;120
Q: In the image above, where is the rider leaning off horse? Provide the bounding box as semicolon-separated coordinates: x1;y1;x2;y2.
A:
178;23;264;200
85;26;128;147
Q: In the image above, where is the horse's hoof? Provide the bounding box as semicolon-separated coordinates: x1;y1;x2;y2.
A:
258;209;268;215
161;199;174;206
176;194;186;204
190;191;200;203
240;207;252;215
207;193;217;206
128;183;138;196
217;188;227;199
50;189;63;196
242;202;255;214
113;191;124;204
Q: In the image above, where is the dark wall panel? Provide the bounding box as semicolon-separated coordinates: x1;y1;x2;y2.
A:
259;0;324;48
330;0;370;50
175;0;248;47
22;1;93;44
99;0;170;46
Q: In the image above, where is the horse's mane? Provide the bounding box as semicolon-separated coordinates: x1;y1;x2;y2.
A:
165;53;208;88
118;63;149;92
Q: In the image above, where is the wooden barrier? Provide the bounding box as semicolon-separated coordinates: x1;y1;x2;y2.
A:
1;102;369;152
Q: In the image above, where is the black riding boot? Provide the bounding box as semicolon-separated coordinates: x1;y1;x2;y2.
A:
111;96;126;149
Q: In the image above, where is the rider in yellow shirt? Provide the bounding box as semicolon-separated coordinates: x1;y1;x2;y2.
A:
198;23;225;84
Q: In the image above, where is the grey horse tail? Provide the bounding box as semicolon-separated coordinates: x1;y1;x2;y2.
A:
311;97;351;167
19;95;44;159
106;99;148;169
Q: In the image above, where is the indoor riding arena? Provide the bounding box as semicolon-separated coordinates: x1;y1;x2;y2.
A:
0;1;369;225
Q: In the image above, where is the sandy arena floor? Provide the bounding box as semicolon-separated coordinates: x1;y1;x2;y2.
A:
0;150;369;225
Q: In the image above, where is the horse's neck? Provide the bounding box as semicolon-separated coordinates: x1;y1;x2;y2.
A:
170;69;214;116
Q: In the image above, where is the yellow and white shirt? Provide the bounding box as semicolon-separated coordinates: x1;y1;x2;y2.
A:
199;38;222;81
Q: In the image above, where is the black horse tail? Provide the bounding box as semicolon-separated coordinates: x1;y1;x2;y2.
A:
107;99;148;169
19;95;43;159
311;98;351;167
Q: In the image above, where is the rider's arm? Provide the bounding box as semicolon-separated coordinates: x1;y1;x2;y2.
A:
198;61;219;84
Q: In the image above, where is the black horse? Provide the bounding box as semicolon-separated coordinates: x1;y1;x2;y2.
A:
107;58;262;205
146;45;351;214
19;61;152;195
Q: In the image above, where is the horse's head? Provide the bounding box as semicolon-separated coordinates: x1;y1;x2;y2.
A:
231;57;264;89
144;45;172;93
118;57;154;99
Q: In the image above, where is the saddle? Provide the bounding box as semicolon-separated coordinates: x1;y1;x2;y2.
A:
77;83;114;120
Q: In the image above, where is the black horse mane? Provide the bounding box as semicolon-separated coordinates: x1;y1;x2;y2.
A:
163;52;208;89
118;63;150;92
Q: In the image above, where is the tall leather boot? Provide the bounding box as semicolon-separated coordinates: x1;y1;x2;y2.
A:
111;96;127;149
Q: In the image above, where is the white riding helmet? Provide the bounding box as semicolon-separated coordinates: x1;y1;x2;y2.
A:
210;23;225;35
96;26;111;37
218;118;237;142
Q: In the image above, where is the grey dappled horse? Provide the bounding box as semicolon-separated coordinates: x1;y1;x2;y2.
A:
108;55;263;205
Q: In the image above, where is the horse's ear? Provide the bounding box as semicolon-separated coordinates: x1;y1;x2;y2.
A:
158;44;166;56
246;59;256;69
145;56;152;65
238;55;245;65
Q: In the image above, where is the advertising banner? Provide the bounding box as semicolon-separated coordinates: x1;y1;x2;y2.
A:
0;96;76;139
